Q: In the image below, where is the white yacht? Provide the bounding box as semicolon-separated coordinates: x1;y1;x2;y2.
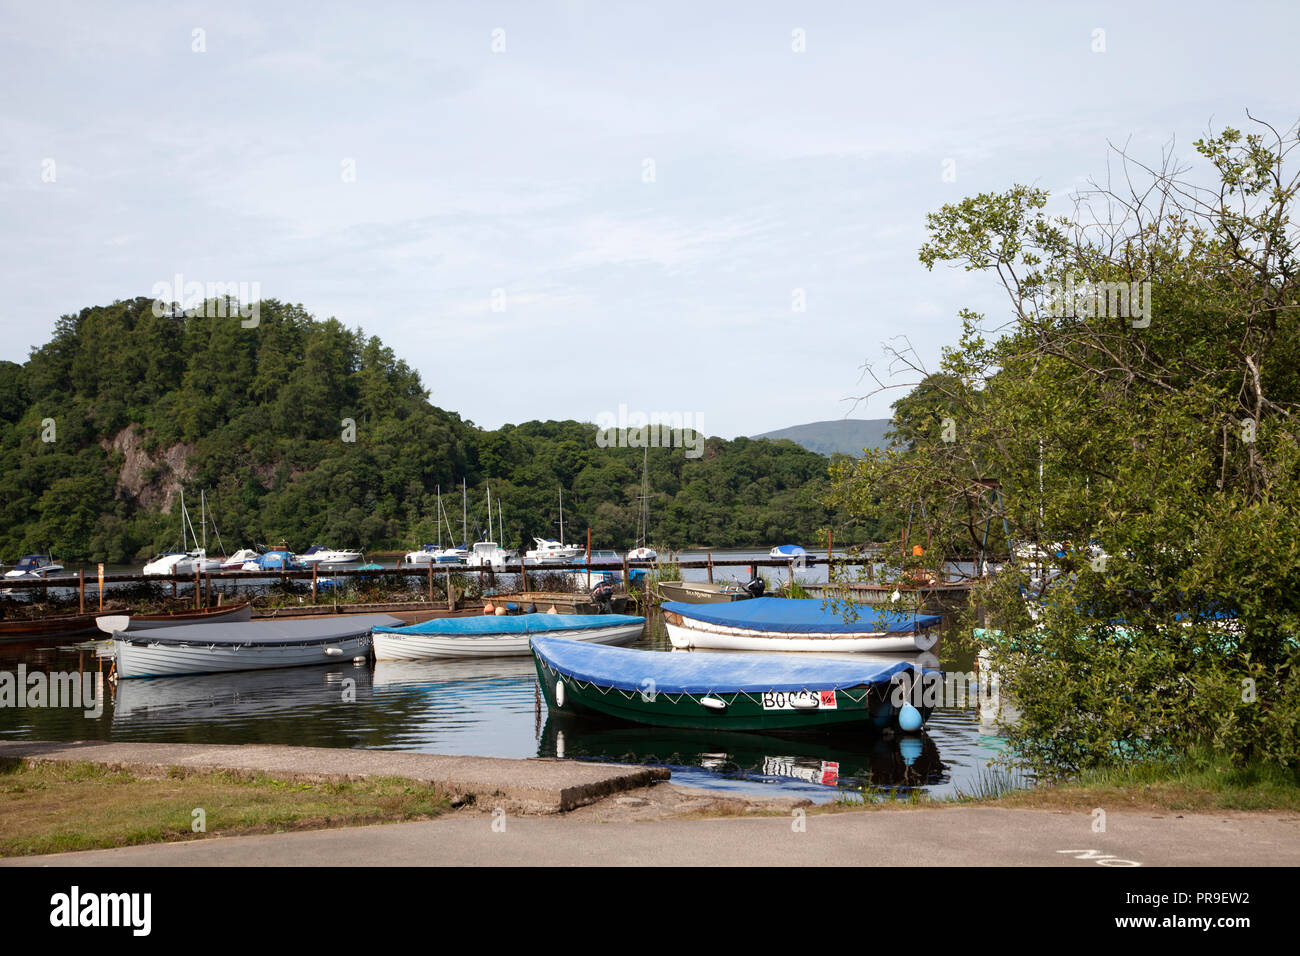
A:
525;538;584;563
221;548;262;570
143;551;200;576
297;545;364;568
465;541;517;570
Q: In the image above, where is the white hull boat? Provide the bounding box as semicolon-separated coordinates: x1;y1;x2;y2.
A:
112;614;403;678
4;555;64;579
298;546;364;568
525;538;584;563
143;550;207;576
372;612;645;660
661;598;941;653
221;549;262;570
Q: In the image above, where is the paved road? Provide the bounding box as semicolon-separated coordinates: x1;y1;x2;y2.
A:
7;807;1298;867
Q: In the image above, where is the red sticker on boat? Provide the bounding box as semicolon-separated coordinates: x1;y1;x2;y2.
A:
819;690;837;709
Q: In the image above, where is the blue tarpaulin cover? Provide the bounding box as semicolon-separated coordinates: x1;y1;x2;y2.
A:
374;612;645;636
530;634;916;694
662;597;941;634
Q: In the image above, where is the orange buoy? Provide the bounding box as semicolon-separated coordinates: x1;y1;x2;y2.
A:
483;601;495;615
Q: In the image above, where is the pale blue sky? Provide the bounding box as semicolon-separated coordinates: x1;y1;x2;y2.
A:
2;1;1295;436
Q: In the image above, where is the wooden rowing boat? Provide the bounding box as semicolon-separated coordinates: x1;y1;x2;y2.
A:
95;601;253;635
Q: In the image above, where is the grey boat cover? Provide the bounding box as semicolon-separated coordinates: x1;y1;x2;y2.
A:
114;614;403;646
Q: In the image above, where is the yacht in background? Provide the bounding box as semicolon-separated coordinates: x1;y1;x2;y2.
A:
297;545;364;569
221;548;262;570
4;554;65;579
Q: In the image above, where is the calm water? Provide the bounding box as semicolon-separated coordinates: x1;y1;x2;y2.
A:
0;609;1019;803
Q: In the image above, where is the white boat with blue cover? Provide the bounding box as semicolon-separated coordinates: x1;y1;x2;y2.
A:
662;597;941;653
112;614;402;678
372;612;645;660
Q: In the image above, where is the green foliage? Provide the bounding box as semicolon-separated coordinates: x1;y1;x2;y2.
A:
837;117;1300;776
0;298;848;562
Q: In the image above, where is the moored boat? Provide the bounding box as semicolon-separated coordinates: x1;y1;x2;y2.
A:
95;601;253;635
530;634;933;732
111;614;402;678
298;545;364;568
372;611;645;660
0;610;100;641
662;597;941;653
657;580;755;604
4;554;65;579
769;544;807;560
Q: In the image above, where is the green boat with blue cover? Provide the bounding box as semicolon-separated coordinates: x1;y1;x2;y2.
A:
530;634;935;733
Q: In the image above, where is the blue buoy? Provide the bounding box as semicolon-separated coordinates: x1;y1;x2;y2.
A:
898;703;923;732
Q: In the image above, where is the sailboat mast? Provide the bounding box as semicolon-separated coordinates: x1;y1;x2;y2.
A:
559;486;564;543
462;479;467;547
436;485;442;549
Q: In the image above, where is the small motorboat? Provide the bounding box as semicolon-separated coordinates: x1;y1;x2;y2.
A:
372;611;645;660
3;554;64;579
298;545;364;568
221;548;262;570
95;601;253;635
657;580;755;604
662;597;941;653
626;546;657;562
530;635;934;733
240;550;302;571
111;614;402;678
769;544;807;560
525;538;584;563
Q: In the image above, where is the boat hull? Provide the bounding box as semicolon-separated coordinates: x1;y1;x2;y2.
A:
663;610;938;653
115;633;371;678
112;614;401;678
533;655;901;732
95;602;253;635
373;620;643;660
657;581;751;604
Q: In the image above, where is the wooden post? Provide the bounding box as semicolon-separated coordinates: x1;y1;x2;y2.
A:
446;567;455;611
171;578;176;600
622;555;630;592
707;552;713;583
520;555;529;595
312;564;318;601
788;560;795;586
427;561;433;603
586;528;592;591
78;569;85;613
97;563;104;612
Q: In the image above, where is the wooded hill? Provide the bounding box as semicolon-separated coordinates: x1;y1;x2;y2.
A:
0;297;891;562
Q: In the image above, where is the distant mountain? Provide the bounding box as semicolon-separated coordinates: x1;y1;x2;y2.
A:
751;419;893;457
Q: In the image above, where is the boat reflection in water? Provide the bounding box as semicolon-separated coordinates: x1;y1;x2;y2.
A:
112;664;375;746
537;715;944;798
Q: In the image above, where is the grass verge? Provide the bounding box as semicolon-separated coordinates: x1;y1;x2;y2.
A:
0;758;451;857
